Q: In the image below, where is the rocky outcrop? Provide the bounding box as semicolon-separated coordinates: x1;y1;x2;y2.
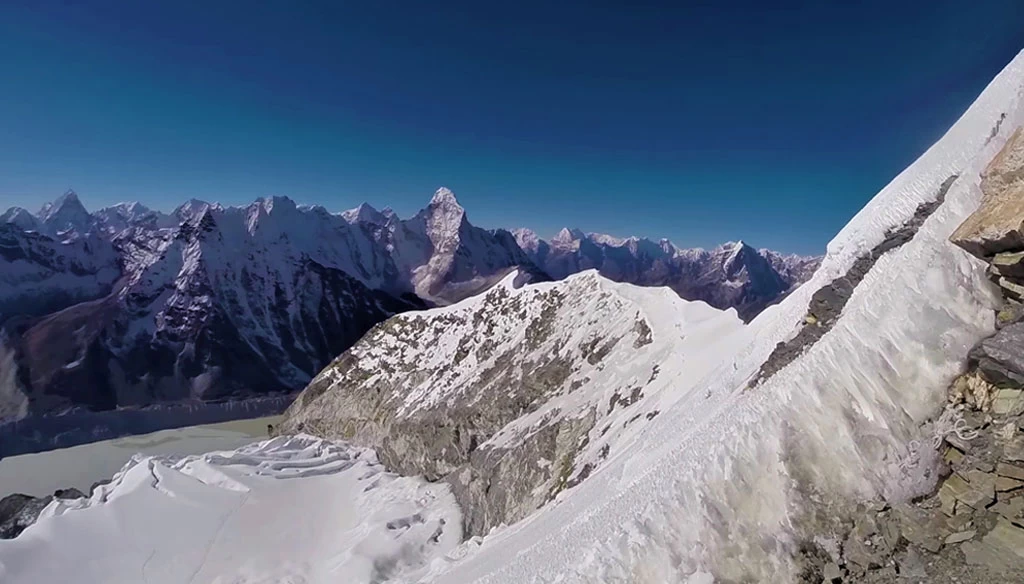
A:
752;175;959;387
275;270;743;536
797;130;1024;583
951;127;1024;257
0;488;85;540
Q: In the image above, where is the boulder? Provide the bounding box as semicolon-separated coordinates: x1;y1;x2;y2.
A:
951;127;1024;258
942;471;995;509
993;388;1024;416
997;462;1024;481
962;518;1024;573
0;493;51;539
1000;277;1024;302
992;251;1024;280
971;322;1024;386
997;300;1024;329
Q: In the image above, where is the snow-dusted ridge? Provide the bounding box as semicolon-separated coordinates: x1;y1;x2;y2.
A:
0;188;540;443
278;267;744;537
513;227;818;321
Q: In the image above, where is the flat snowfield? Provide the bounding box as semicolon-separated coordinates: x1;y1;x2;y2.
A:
0;435;461;584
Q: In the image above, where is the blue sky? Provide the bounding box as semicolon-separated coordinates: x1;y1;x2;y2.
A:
1;1;1023;254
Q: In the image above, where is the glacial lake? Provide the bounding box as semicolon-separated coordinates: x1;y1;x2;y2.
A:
0;415;282;498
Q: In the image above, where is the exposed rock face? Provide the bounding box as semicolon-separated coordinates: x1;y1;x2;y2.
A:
513;228;820;321
971;322;1024;386
276;270;743;536
2;204;419;420
0;488;85;540
753;175;959;387
951;127;1024;257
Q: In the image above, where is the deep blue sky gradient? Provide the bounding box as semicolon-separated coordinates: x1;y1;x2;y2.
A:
1;1;1023;253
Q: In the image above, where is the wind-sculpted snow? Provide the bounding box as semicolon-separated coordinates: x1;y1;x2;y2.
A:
0;435;462;584
405;49;1024;583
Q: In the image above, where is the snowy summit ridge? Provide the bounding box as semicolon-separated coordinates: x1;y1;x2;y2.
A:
514;227;817;320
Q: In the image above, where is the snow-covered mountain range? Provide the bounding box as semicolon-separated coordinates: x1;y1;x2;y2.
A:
270;49;1024;583
0;187;813;429
0;189;543;429
513;227;819;320
4;43;1024;584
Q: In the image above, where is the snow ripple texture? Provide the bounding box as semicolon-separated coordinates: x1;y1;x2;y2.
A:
0;435;462;584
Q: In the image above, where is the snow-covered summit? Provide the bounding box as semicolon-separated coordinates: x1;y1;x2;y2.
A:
36;190;93;237
430;186;462;208
341;202;387;225
0;207;40;232
93;201;175;235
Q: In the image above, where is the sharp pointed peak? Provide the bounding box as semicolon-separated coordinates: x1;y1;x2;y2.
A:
56;189;80;203
430;187;462;208
554;227;585;242
342;201;387;224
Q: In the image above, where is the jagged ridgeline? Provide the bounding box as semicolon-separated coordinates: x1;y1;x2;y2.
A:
276;270;743;536
0;185;813;455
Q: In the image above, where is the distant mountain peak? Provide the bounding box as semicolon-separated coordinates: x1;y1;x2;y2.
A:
430;187;462;209
256;195;297;213
174;199;213;222
342;202;387;225
0;206;40;231
553;227;585;244
36;190;92;236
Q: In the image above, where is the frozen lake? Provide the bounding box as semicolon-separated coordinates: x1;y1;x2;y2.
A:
0;415;281;497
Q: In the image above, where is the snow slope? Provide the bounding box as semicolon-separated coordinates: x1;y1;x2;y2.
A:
416;49;1024;584
0;435;462;584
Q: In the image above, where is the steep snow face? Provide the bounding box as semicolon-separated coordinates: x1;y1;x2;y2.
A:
0;435;462;584
341;202;388;226
0;226;119;322
516;228;816;320
278;269;744;536
36;191;93;238
421;49;1024;584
